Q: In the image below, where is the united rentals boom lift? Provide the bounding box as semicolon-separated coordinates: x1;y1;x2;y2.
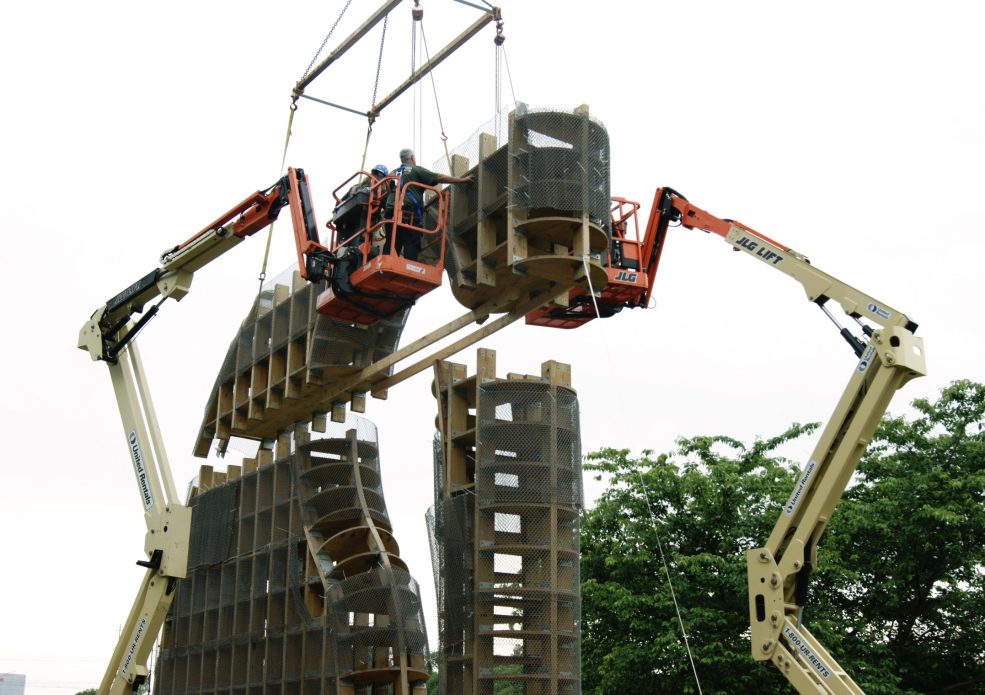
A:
77;163;460;693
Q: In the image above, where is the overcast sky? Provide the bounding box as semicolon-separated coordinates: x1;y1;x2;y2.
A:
1;1;983;692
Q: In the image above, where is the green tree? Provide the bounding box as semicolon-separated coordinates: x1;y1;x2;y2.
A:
580;381;985;694
815;379;985;693
75;690;97;695
581;423;813;694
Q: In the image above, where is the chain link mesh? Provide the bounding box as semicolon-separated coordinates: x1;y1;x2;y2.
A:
432;106;611;308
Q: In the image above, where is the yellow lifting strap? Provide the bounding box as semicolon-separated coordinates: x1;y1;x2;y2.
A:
253;103;297;319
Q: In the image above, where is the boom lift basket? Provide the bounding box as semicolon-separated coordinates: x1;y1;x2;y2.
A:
526;197;650;328
318;173;448;325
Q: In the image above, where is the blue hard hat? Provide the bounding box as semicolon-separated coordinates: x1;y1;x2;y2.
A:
371;164;389;177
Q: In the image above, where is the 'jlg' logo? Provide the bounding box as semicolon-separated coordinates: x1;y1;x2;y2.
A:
734;236;784;265
614;270;638;282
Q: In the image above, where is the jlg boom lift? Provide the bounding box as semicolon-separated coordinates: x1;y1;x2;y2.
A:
77;166;450;694
532;187;925;693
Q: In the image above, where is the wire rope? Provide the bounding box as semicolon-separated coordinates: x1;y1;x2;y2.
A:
257;0;354;316
501;44;518;107
634;467;705;694
418;21;452;171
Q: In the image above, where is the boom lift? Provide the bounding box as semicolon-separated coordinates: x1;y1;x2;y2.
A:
318;169;449;324
77;165;453;694
76;167;318;694
590;187;926;693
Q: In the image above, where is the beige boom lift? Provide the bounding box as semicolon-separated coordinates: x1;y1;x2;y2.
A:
619;187;927;693
76;176;317;694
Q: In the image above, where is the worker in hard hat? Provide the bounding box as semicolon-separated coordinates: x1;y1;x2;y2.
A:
334;164;393;250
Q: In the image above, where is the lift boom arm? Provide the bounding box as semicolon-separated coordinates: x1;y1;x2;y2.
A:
77;168;325;695
641;188;926;694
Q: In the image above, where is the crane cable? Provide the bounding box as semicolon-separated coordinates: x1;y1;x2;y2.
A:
411;2;421;157
255;0;354;299
417;15;453;171
634;467;705;694
360;14;389;172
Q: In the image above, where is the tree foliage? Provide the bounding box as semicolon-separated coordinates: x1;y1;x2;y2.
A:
580;380;985;694
815;379;985;693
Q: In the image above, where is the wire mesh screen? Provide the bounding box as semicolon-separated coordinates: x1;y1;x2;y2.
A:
432;378;582;695
186;482;238;571
434;105;611;292
156;415;430;694
509;106;610;233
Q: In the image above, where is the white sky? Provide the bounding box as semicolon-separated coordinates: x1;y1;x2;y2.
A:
1;1;983;692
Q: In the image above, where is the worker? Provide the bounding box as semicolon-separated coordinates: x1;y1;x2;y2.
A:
334;164;392;248
384;148;474;261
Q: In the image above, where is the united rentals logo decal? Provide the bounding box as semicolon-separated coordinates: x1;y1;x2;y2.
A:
784;459;817;515
128;431;154;510
783;624;832;680
121;616;147;676
867;302;891;320
857;345;876;374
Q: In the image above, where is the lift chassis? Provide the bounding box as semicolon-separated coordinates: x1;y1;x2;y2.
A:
639;188;927;693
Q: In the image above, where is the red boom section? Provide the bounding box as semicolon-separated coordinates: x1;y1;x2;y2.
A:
527;187;793;329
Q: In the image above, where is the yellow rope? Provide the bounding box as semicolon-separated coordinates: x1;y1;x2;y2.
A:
254;105;297;318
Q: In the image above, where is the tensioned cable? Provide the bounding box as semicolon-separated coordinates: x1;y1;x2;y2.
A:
411;5;419;158
494;28;502;143
634;467;704;694
501;44;517;107
256;0;353;318
361;14;389;172
418;21;453;171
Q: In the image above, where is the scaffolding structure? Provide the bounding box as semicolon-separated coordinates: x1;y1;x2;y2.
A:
430;350;582;695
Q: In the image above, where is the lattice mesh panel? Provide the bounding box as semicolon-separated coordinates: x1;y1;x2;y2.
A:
434;105;610;290
156;415;430;695
432;376;582;695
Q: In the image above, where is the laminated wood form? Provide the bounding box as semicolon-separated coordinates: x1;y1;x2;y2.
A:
429;349;582;695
